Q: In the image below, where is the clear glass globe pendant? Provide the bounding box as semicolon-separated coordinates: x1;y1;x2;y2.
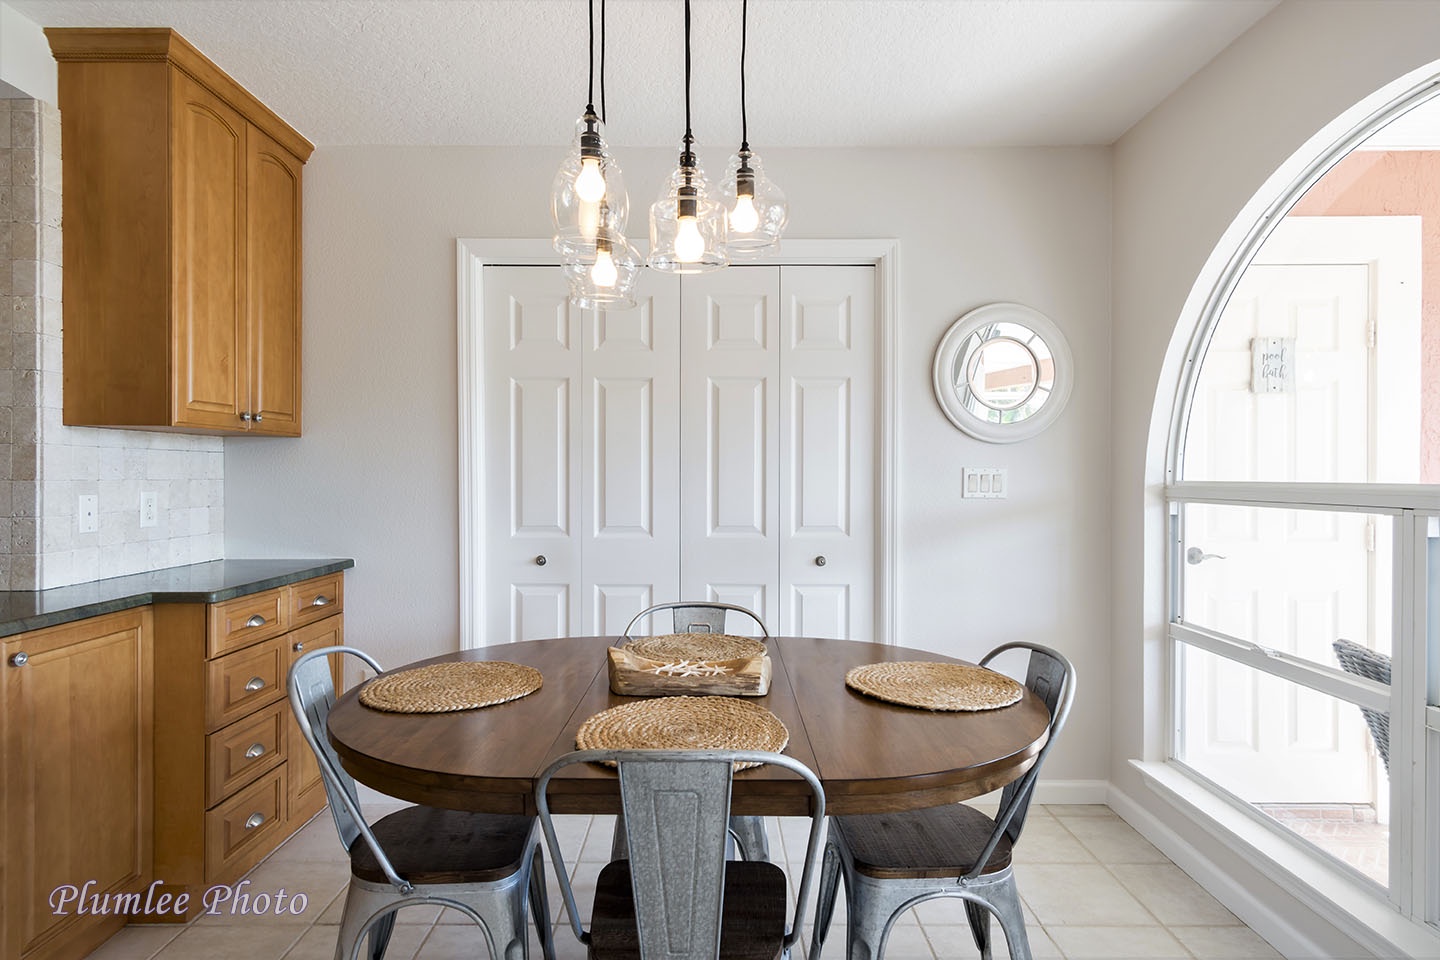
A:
551;108;630;259
722;147;786;259
649;141;728;274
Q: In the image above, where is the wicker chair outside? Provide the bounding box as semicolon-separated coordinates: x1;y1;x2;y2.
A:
1332;638;1391;774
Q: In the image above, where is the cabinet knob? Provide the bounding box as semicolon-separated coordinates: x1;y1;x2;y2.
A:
8;652;27;667
310;595;331;607
245;614;267;628
244;743;266;760
815;555;827;567
240;412;253;422
253;414;263;423
293;642;305;653
244;676;267;692
243;812;266;831
535;555;547;566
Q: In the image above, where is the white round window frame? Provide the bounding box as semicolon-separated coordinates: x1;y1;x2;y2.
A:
932;302;1074;444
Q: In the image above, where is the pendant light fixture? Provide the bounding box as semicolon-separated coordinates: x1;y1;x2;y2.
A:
552;0;640;308
649;0;728;274
720;0;786;258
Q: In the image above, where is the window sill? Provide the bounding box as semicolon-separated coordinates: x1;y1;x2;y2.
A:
1131;759;1440;959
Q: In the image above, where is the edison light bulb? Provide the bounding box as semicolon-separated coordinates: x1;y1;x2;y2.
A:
590;248;618;288
674;217;705;262
729;195;760;233
575;158;606;203
579;200;601;240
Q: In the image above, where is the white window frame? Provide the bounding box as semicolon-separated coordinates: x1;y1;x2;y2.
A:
1162;73;1440;944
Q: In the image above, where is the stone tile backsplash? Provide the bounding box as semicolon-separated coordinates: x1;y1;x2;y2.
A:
1;97;224;590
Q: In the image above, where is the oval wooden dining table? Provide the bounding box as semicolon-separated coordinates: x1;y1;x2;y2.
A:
326;636;1052;817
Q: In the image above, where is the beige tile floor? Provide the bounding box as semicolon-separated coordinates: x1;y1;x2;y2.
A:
82;804;1283;960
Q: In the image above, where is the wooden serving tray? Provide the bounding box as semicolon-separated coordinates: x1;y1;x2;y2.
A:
607;646;771;697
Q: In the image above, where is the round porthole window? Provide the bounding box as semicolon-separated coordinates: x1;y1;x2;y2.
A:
932;302;1073;443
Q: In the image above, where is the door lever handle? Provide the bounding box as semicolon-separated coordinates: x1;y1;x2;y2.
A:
1185;547;1226;565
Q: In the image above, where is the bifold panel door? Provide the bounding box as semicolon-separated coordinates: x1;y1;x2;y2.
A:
485;265;875;643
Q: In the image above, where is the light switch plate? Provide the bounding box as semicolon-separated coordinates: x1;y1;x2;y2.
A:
78;495;98;533
140;491;158;528
961;468;1007;499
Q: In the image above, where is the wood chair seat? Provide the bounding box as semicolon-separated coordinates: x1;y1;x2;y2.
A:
351;806;536;885
833;803;1014;881
589;860;788;960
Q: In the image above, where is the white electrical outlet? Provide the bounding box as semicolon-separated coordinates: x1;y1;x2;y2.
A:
140;491;158;528
961;467;1008;499
78;495;98;533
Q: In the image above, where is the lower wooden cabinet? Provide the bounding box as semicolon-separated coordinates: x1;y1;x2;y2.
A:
149;573;344;922
2;609;154;960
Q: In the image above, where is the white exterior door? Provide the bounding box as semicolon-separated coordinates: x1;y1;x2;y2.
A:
1180;218;1414;802
485;264;875;643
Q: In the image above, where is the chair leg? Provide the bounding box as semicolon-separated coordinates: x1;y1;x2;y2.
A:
843;874;916;960
367;910;397;960
334;885;395;960
610;816;629;860
811;839;843;960
964;900;991;960
529;846;556;960
728;815;770;861
981;877;1032;960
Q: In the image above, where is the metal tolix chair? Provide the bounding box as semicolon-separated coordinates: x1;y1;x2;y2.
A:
812;642;1076;960
288;646;556;960
537;749;825;960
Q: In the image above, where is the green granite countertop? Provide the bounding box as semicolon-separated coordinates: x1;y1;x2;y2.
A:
0;558;355;638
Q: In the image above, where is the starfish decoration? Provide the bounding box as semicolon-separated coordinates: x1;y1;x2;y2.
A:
650;660;733;677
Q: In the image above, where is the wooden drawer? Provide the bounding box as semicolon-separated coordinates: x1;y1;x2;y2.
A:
205;765;286;883
206;699;287;807
208;587;289;658
289;573;344;630
205;636;285;731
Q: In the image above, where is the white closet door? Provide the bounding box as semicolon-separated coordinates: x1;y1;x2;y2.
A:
679;268;781;633
484;266;581;642
779;266;876;640
580;273;682;634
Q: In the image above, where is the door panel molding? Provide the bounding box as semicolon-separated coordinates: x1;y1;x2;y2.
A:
459;239;899;649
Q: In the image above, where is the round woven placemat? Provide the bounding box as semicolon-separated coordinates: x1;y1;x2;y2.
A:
625;632;767;662
358;661;543;713
845;661;1024;712
576;696;788;769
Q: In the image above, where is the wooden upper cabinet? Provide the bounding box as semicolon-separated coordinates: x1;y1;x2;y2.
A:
48;28;313;436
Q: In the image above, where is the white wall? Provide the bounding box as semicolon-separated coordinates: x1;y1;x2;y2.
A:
0;1;54;104
1111;0;1440;953
223;144;1113;784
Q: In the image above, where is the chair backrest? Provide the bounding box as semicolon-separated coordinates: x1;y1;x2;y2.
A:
287;646;416;894
536;749;823;960
1332;638;1391;772
622;601;770;640
968;642;1076;878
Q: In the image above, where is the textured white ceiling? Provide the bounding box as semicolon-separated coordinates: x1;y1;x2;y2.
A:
10;0;1279;148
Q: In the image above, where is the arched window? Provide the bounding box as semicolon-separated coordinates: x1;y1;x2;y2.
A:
1167;87;1440;908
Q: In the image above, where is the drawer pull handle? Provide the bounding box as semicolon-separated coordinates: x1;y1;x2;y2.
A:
240;412;253;422
8;652;27;667
293;642;305;653
253;414;264;423
245;615;267;628
310;595;332;607
244;812;266;830
244;742;266;760
244;676;267;692
535;555;547;566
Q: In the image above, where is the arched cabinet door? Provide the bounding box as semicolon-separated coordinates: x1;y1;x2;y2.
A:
171;70;248;431
246;127;303;436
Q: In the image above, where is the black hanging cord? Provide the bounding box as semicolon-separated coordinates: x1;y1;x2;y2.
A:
683;0;693;148
585;0;596;115
600;0;607;122
739;0;749;150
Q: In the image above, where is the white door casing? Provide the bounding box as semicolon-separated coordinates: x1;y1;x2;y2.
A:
462;242;896;648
